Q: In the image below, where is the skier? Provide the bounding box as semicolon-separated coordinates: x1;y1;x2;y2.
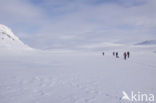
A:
116;52;119;58
123;52;127;60
113;52;115;56
102;52;105;56
127;51;130;58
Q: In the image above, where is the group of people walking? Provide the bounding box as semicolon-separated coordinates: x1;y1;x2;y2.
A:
113;51;130;60
113;52;119;58
123;51;130;60
102;51;130;60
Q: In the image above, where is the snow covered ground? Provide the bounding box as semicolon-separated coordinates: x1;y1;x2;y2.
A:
0;49;156;103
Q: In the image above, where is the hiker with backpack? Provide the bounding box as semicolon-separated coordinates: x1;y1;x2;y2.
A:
123;52;127;60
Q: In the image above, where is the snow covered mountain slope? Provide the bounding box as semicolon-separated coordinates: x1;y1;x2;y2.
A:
0;24;31;50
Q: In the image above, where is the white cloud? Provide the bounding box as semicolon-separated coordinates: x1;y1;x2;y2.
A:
0;0;156;49
0;0;46;24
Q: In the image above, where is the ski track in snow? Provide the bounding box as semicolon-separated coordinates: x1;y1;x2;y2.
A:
0;74;122;103
0;75;121;103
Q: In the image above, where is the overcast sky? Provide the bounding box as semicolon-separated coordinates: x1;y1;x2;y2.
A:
0;0;156;49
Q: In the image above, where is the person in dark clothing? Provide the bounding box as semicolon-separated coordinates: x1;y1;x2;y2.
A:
102;52;105;56
123;52;127;60
127;51;130;58
116;52;119;58
113;52;115;56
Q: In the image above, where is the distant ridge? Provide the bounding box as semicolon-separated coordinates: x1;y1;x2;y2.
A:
135;40;156;45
